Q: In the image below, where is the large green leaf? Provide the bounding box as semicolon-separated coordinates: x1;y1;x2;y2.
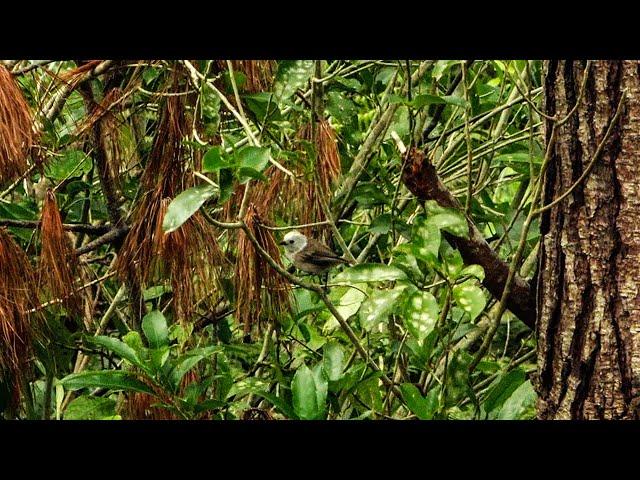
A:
493;379;537;420
411;217;441;264
162;184;217;233
326;91;357;124
404;291;439;342
333;264;407;283
292;363;327;420
424;201;469;238
274;60;315;103
88;336;145;370
60;371;155;395
202;146;230;172
329;285;367;327
236;146;271;171
400;383;438;420
169;346;221;390
359;284;408;330
323;342;345;382
142;310;169;349
64;396;118;420
45;150;92;181
483;368;526;414
453;281;486;322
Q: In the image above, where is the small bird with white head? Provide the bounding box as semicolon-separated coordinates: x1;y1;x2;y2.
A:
279;230;349;275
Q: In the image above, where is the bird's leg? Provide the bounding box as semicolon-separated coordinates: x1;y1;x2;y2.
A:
322;271;329;293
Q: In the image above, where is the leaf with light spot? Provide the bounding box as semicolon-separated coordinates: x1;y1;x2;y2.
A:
424;201;469;238
162;184;218;233
460;264;485;282
359;284;410;330
403;291;439;342
453;280;486;321
411;216;440;264
333;264;407;283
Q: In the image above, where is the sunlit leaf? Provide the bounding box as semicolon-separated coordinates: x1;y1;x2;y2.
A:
162;184;217;233
453;281;486;321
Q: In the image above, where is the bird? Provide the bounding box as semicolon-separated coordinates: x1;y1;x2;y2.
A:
279;230;349;275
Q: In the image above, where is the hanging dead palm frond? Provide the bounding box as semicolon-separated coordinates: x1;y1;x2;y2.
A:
235;204;291;336
0;65;37;184
38;189;86;318
116;71;224;322
231;60;277;93
0;228;41;408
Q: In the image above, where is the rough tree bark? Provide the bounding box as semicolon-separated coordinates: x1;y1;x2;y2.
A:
537;60;640;419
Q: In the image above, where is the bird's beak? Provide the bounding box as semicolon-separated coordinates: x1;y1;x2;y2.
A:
278;240;286;246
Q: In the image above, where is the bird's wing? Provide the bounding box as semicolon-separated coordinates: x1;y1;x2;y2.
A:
298;239;348;264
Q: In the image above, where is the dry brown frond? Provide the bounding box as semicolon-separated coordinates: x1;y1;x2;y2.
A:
283;120;342;237
38;189;85;317
59;60;103;82
0;228;40;407
116;74;224;322
235;204;291;336
0;65;37;184
231;60;277;93
75;88;126;185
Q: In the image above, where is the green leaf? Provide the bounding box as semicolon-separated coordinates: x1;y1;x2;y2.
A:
323;342;345;382
122;331;145;354
453;281;486;321
493;152;542;175
404;291;439;342
142;310;169;349
88;336;144;370
292;364;327;420
460;264;485;282
143;285;171;301
444;248;465;278
64;396;117;420
483;368;526;414
328;286;367;328
243;93;282;122
236;146;271;171
426;213;469;239
60;371;154;395
169;346;220;390
411;216;441;264
248;390;296;419
400;383;438;420
359;284;408;330
326;91;357;124
45;150;92;181
312;363;328;418
333;264;407;283
441;95;467;108
202;146;229;172
493;380;537;420
369;213;393;234
150;346;170;371
162;184;217;233
274;60;315;103
237;167;268;183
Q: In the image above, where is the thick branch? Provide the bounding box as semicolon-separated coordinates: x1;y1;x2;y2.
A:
401;148;536;329
76;225;130;256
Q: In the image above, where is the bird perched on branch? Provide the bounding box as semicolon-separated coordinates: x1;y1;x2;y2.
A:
279;230;349;274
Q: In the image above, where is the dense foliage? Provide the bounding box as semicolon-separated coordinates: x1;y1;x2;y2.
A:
0;60;542;419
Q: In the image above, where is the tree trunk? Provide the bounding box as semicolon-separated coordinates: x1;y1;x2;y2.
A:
537;60;640;419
